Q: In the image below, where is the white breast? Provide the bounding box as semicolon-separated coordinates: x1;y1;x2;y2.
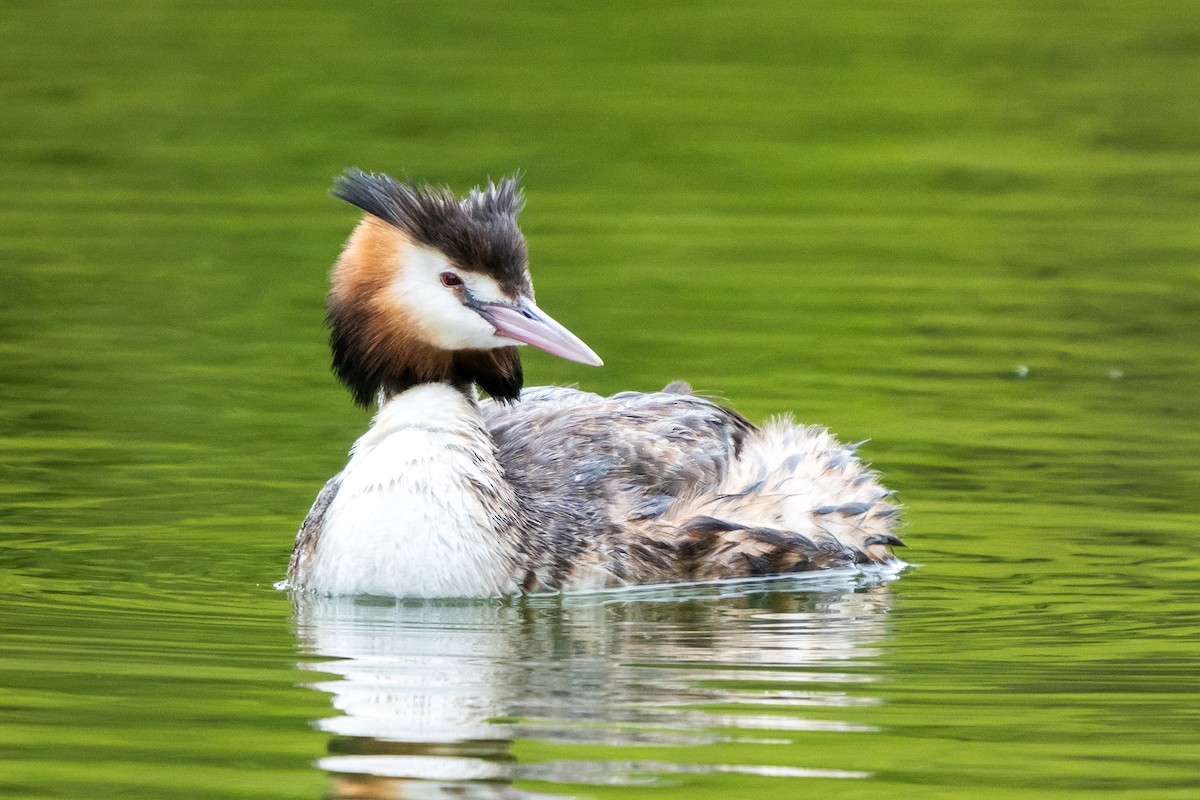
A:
302;384;523;598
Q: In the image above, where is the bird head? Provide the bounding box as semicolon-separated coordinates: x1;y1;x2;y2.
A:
325;169;601;407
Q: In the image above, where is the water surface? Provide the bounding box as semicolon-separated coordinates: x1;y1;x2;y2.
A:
2;1;1200;798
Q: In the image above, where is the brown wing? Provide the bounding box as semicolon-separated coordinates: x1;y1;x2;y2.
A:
482;387;902;588
477;384;758;586
287;472;344;583
481;384;756;511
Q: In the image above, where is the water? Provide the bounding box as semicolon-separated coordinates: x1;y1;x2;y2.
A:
3;1;1200;797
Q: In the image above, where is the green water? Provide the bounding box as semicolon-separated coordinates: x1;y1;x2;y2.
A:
3;1;1199;797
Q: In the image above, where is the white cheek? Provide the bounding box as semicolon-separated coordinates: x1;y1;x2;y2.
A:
393;246;515;350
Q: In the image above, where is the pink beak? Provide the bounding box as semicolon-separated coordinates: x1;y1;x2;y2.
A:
475;298;603;366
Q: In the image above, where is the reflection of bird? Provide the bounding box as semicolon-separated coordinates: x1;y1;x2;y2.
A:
286;170;903;597
293;579;895;796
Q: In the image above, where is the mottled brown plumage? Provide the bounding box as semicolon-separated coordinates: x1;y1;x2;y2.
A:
475;386;900;589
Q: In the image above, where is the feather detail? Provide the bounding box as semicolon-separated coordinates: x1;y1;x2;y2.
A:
290;385;903;597
287;170;903;597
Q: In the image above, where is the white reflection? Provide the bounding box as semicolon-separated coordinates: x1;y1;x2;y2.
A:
292;570;897;799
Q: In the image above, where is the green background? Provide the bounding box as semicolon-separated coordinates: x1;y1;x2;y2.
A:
2;1;1198;798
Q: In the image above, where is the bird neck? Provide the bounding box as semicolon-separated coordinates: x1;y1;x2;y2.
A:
325;287;525;407
309;382;527;597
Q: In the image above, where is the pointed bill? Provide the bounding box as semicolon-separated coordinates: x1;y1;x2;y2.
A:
475;298;603;366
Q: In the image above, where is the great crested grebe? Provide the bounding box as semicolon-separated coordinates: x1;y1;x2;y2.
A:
286;170;903;597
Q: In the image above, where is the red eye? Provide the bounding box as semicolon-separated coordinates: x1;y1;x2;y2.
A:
439;271;463;288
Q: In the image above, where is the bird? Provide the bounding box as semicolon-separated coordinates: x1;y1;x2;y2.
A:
285;169;903;598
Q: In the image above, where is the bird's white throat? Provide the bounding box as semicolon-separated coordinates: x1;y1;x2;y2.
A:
301;383;522;597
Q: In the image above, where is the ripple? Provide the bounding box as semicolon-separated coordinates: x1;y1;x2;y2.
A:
292;582;894;795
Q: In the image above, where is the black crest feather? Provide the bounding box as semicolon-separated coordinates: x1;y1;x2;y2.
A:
332;169;531;295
